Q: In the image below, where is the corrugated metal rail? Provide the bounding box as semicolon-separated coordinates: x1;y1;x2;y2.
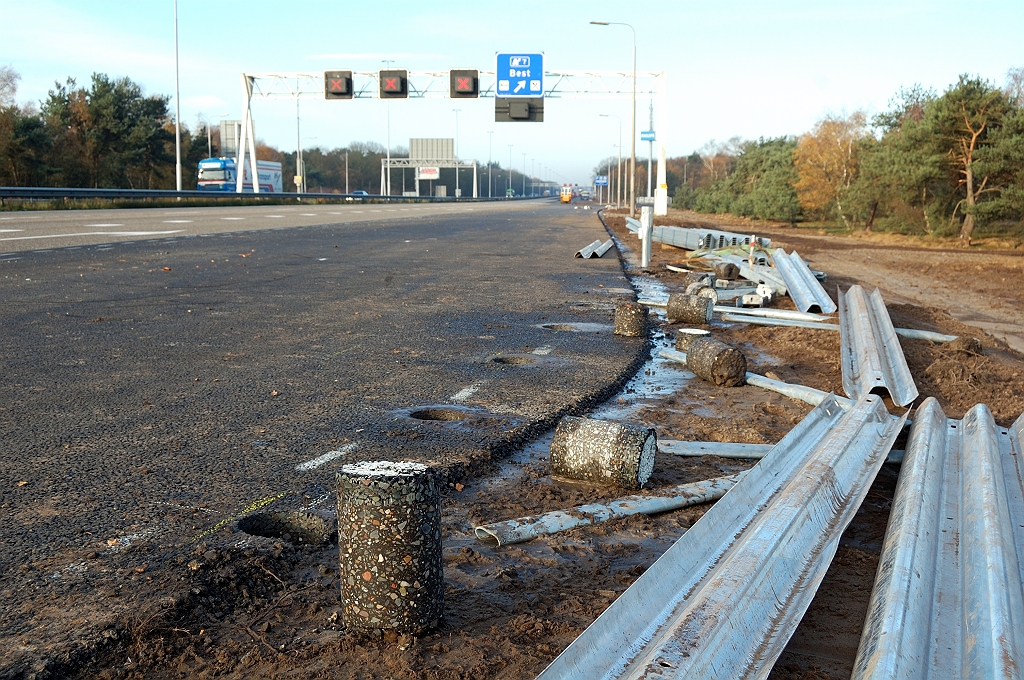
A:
839;285;918;407
852;398;1024;679
537;394;907;680
575;239;615;258
771;248;837;314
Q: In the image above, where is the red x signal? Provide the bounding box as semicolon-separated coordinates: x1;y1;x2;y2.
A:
384;77;399;90
330;79;343;91
457;77;471;91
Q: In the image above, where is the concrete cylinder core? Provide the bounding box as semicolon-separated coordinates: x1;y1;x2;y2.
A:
614;302;648;337
336;461;443;635
549;416;658;489
666;293;714;325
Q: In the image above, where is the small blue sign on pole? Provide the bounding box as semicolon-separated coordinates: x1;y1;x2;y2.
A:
641;130;656;142
496;53;544;98
595;175;609;186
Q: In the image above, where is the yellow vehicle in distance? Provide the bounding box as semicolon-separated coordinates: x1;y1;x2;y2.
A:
560;185;574;203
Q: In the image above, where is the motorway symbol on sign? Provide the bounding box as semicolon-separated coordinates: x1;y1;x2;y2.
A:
641;130;656;141
496;52;544;98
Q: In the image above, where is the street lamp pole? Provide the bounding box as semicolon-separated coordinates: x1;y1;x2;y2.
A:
382;59;393;196
508;144;513;196
591;20;636;216
487;131;493;198
522;152;526;197
453;109;461;199
600;113;622;209
173;0;182;192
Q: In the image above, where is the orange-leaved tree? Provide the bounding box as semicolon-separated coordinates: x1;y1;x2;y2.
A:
793;111;870;227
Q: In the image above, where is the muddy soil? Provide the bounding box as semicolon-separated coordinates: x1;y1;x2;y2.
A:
64;207;1023;680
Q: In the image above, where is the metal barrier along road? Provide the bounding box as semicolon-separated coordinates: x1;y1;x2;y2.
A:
0;186;543;203
537;394;907;680
839;285;918;407
852;398;1024;680
771;248;837;314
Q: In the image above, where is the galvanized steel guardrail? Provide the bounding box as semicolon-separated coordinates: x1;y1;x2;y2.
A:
0;186;544;203
771;248;837;314
852;397;1024;680
537;394;907;680
575;239;615;258
839;285;919;407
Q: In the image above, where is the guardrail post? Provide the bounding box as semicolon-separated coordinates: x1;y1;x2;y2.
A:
640;205;653;268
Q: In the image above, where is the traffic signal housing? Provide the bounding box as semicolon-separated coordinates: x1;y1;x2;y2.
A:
450;69;479;98
324;71;353;100
379;70;408;99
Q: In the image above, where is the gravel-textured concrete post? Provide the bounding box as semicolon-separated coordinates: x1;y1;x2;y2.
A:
549;416;657;489
614;302;648;337
666;293;714;325
337;461;443;635
676;328;711;351
686;336;747;387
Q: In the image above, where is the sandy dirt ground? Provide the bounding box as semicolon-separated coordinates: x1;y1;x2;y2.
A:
64;207;1023;680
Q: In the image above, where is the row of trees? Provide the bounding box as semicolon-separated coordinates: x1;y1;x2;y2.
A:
0;68;545;196
656;69;1024;240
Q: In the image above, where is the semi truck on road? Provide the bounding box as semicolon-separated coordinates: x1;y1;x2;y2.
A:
197;157;283;192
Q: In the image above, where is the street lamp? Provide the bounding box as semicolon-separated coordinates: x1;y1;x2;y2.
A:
453;109;461;199
531;158;535;196
299;136;316;193
508;144;513;197
600;114;622;209
522;152;527;197
591;20;636;216
487;131;494;198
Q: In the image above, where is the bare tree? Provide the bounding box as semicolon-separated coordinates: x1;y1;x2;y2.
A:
1005;66;1024;107
0;65;20;107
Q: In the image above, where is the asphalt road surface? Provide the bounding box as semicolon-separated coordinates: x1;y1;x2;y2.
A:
0;199;645;676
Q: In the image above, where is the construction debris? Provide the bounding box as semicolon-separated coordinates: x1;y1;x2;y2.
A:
772;248;838;314
840;285;919;407
549;416;658;490
537;395;908;680
474;474;740;546
574;239;615;258
675;328;710;351
666;293;714;325
685;336;747;387
613;302;647;336
336;461;444;635
852;398;1024;679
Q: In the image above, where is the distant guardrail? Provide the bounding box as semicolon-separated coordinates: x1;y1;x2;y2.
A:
0;186;552;203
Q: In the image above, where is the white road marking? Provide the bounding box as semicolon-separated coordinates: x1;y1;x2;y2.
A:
295;442;358;471
266;215;283;218
221;217;245;220
84;223;123;227
450;382;483;402
0;230;185;242
300;213;317;216
163;220;193;223
532;346;553;355
0;215;40;220
0;229;23;233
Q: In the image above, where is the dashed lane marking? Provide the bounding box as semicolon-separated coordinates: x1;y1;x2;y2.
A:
533;346;553;355
295;442;359;471
0;230;185;242
163;220;193;223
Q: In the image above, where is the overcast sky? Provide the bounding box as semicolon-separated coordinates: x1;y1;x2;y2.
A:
4;0;1023;183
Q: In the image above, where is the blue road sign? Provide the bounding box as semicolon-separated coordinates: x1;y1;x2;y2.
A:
641;130;656;142
496;52;544;98
595;175;609;186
